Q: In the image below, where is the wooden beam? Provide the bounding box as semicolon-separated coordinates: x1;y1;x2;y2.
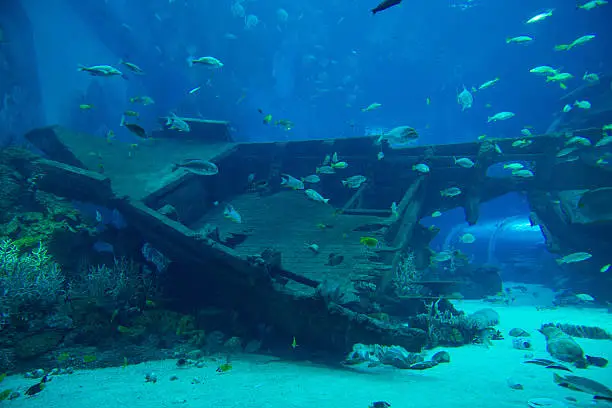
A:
341;209;391;216
340;182;369;212
377;177;427;297
141;144;238;206
384;177;425;242
34;158;115;204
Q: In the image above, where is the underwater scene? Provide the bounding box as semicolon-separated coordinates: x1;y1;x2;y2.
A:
1;0;612;407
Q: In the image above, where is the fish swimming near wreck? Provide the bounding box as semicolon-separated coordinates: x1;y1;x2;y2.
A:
371;0;403;14
123;123;147;138
171;159;219;176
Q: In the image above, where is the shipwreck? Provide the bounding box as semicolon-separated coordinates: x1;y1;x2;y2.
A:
22;114;612;353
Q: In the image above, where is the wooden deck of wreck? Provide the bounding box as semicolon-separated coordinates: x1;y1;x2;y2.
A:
25;123;235;201
191;190;390;292
26;123;612;271
22;119;612;350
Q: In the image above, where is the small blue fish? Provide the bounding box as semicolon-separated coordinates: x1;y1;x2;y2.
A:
224;204;242;223
92;241;114;254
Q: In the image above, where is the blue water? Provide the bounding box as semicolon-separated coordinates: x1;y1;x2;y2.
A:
2;0;610;145
1;3;612;405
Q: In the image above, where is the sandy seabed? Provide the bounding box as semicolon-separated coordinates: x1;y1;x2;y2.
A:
3;284;612;408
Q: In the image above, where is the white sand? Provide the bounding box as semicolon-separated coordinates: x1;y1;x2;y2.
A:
4;285;612;408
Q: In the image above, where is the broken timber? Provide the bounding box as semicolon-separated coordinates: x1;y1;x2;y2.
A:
23;123;612;344
377;177;427;297
23;125;429;353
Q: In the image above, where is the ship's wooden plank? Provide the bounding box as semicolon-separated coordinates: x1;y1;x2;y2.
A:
378;178;427;296
152;117;233;142
190;190;388;287
117;199;270;282
33;158;115;204
141;144;238;205
24;125;234;201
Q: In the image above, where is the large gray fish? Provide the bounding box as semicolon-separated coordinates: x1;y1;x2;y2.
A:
172;159;218;176
371;0;403;14
553;373;612;400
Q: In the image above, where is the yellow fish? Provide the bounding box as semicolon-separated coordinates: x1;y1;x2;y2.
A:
216;363;233;373
360;236;379;248
291;336;298;349
57;352;70;362
236;92;247;104
123;110;139;117
263;114;272;124
79;104;94;110
83;354;97;363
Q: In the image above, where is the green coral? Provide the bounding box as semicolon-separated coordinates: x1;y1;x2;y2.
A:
176;315;196;336
12;234;41;251
6;205;85;252
0;239;65;320
0;373;10;401
0;146;94;253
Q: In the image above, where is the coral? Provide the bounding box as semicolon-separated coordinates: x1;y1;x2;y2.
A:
344;343;423;369
466;308;500;331
141;243;170;273
79;257;155;306
380;345;423;368
393;250;424;296
0;196;94;257
439;327;464;346
176;315;196;336
0;148;95;255
14;331;65;360
412;298;475;347
0;240;65;317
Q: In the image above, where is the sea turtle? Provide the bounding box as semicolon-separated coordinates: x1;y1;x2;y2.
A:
539;326;587;367
553;373;612;400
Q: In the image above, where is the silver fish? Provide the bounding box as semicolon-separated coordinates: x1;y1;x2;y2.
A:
172;159;218;176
